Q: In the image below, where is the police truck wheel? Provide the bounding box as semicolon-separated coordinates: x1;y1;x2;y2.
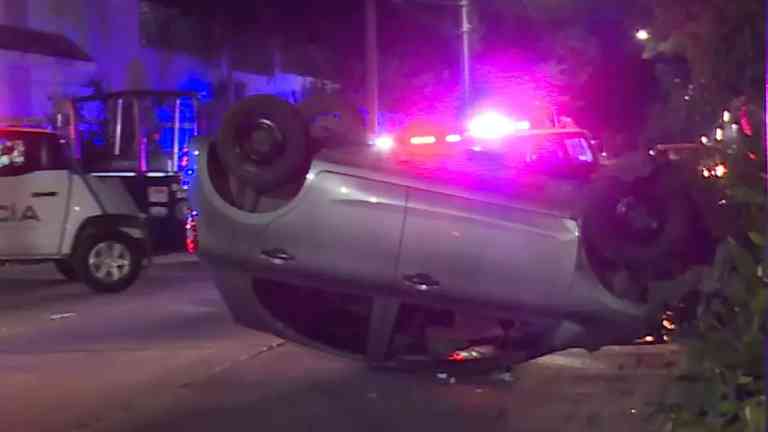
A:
72;232;142;293
217;95;309;194
54;259;79;281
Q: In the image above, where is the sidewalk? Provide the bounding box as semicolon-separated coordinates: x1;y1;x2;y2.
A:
94;343;682;432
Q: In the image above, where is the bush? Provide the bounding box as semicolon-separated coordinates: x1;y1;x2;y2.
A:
652;106;765;431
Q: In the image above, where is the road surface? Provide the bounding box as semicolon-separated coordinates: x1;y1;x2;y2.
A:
0;256;681;432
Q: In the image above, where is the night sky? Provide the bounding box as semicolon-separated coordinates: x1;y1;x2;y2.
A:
146;0;659;142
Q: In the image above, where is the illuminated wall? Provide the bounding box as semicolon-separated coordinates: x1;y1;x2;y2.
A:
0;0;327;122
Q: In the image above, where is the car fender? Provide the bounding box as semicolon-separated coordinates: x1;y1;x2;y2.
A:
68;214;151;261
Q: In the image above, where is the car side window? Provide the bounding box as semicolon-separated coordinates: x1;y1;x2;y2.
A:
564;137;594;162
0;132;70;177
0;138;27;176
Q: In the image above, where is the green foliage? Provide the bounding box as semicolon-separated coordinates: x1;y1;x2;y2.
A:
653;116;766;431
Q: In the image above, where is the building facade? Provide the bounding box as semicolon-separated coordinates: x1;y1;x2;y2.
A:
0;0;333;126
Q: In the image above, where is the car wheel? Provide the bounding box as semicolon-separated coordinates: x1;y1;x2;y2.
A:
54;259;79;281
217;95;309;194
584;171;694;274
72;232;142;293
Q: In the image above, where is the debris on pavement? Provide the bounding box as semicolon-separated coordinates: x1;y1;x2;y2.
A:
49;312;77;320
490;370;518;383
436;372;456;384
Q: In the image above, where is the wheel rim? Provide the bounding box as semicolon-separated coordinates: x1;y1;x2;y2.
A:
88;241;131;283
236;118;285;165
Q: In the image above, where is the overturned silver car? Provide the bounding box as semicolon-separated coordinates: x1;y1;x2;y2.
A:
189;95;724;372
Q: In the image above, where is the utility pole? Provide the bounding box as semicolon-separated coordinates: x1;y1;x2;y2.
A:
459;0;471;111
365;0;380;136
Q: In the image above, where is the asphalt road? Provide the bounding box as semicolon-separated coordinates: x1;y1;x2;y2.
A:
1;257;682;432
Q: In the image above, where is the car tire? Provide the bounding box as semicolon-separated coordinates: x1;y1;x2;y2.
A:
217;95;309;194
584;171;694;273
54;259;79;281
72;231;143;294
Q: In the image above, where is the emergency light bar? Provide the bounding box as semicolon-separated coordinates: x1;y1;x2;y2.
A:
467;111;530;140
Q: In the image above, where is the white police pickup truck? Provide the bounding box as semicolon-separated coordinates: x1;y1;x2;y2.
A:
0;127;150;293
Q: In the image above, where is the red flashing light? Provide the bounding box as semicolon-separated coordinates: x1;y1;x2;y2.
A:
185;212;199;254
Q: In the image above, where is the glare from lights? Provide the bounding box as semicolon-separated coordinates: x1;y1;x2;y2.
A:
368;196;379;204
715;128;724;141
445;134;463;142
714;164;727;178
635;29;650;41
306;172;315;181
339;186;350;194
373;135;395;151
702;168;711;178
700;135;710;145
471;145;484;152
467;111;517;139
515;120;531;130
722;110;731;122
409;135;437;145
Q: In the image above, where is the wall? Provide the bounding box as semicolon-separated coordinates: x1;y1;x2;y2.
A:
0;0;327;121
0;49;94;119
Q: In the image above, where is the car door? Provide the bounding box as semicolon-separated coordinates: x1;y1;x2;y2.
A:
396;186;581;311
0;131;71;257
255;170;408;290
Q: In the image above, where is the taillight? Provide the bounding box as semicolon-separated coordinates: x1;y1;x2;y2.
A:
185;210;199;254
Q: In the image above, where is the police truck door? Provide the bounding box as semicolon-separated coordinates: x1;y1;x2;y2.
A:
0;130;71;257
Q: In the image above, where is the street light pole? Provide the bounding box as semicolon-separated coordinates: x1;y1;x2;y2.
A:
459;0;471;110
365;0;380;136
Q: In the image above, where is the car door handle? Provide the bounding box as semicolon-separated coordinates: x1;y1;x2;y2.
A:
260;248;294;264
403;273;440;291
31;191;58;198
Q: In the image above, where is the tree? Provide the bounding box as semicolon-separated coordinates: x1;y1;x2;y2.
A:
644;0;765;139
640;3;766;430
